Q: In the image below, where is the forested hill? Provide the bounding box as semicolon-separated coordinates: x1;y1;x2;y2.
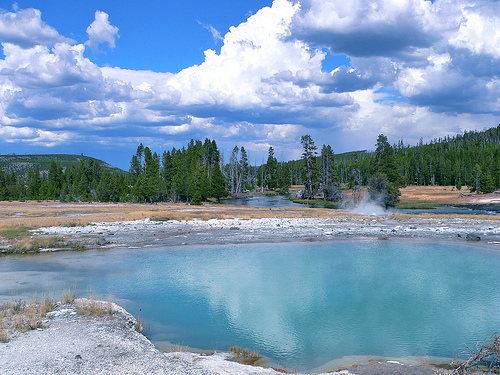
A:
2;124;500;204
391;124;500;190
332;124;500;192
0;154;125;178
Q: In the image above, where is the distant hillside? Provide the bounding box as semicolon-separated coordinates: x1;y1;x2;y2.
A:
334;150;372;163
0;154;125;178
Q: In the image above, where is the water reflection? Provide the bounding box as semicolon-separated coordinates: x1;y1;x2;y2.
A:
1;241;500;370
223;194;303;208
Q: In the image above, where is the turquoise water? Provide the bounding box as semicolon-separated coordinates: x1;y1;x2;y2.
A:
1;240;500;370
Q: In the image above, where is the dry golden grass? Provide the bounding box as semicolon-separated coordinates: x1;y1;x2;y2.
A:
75;296;113;317
61;288;78;305
0;294;56;342
399;185;469;204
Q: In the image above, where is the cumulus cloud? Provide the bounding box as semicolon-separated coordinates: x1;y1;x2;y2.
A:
290;0;440;58
0;7;74;48
85;11;119;51
0;124;71;146
448;3;500;59
0;0;499;164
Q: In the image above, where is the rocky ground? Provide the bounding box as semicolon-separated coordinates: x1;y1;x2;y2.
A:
34;214;500;250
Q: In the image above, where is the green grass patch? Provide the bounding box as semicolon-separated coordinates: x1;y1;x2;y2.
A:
0;226;33;239
395;201;446;209
289;196;342;209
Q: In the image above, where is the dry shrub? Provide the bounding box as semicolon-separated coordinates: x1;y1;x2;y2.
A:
242;348;249;358
250;350;259;360
39;295;55;316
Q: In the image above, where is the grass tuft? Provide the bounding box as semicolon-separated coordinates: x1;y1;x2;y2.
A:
230;345;260;364
134;309;145;333
166;343;188;352
61;288;78;305
75;295;113;317
0;294;56;341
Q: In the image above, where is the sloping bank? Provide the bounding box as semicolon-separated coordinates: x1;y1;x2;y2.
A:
0;299;291;375
0;299;452;375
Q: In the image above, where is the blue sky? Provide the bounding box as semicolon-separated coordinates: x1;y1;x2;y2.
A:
1;0;499;170
25;0;274;73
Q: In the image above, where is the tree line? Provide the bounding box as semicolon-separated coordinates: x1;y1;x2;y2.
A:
1;124;500;206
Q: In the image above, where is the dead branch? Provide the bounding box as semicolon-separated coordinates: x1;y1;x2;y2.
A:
452;334;500;374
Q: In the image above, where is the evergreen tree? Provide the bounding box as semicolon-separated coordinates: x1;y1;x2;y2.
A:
375;134;400;184
265;147;278;189
48;161;62;199
301;135;318;199
210;162;227;202
0;168;5;200
239;147;249;191
348;153;362;202
320;144;338;200
368;173;401;208
28;166;42;200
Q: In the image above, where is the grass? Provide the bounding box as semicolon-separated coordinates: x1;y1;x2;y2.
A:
0;294;56;342
134;309;145;333
1;235;89;254
0;226;33;239
0;290;148;344
12;236;66;253
75;295;113;317
230;345;260;364
0;187;499;253
61;288;78;305
395;201;443;209
165;343;189;352
289;196;342;209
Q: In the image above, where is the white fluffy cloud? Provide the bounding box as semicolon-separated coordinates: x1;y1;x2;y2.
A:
0;0;499;165
0;7;73;48
85;11;119;51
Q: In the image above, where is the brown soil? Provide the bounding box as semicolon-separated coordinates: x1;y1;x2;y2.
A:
399;185;500;205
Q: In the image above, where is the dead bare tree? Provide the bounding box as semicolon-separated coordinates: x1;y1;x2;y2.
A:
452;334;500;374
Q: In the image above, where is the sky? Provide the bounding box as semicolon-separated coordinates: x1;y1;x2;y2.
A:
0;0;499;170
